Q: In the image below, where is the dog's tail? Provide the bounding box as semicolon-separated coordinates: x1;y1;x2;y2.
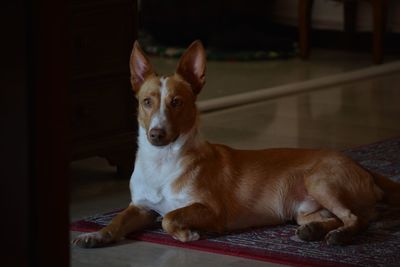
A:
372;172;400;207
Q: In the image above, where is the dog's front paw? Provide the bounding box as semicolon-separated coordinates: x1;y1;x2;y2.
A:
72;231;113;248
161;218;200;242
170;229;200;242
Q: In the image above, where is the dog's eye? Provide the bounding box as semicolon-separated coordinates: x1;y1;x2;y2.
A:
143;98;152;108
171;98;183;108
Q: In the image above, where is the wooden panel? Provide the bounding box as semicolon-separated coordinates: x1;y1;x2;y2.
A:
3;0;30;266
31;0;70;266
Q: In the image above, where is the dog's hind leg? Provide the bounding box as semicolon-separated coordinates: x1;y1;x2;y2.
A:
303;155;379;245
296;210;343;241
72;204;158;248
306;186;371;245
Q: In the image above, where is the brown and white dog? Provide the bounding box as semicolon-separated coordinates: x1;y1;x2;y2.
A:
73;40;400;248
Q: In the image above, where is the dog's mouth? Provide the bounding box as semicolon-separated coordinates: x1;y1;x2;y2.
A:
149;138;170;147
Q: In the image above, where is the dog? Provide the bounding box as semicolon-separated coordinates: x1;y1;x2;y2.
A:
73;40;400;248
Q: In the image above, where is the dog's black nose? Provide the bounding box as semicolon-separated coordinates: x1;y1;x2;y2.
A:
149;128;167;145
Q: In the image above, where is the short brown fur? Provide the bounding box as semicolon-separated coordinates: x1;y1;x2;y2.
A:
73;40;400;248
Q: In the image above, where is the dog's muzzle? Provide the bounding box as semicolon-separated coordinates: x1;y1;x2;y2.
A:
149;128;168;146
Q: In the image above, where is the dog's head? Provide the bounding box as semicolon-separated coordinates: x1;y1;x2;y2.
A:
130;41;206;147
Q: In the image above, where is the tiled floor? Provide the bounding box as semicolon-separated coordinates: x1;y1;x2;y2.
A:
201;73;400;150
70;49;400;267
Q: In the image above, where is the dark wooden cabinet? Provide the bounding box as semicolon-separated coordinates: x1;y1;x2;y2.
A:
69;0;138;177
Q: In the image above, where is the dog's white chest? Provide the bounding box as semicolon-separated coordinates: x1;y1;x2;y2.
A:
129;127;200;216
129;143;196;216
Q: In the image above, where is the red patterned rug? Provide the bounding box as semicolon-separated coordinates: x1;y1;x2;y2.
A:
71;138;400;267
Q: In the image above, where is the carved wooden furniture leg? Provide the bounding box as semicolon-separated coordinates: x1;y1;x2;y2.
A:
371;0;388;64
343;0;358;50
298;0;314;59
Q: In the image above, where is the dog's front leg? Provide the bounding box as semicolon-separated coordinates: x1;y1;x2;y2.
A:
162;203;223;242
72;204;157;248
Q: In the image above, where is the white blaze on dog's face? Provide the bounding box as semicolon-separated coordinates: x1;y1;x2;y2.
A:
130;41;206;146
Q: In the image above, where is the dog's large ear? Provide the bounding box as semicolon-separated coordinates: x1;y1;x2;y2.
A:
130;41;155;93
176;40;206;95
